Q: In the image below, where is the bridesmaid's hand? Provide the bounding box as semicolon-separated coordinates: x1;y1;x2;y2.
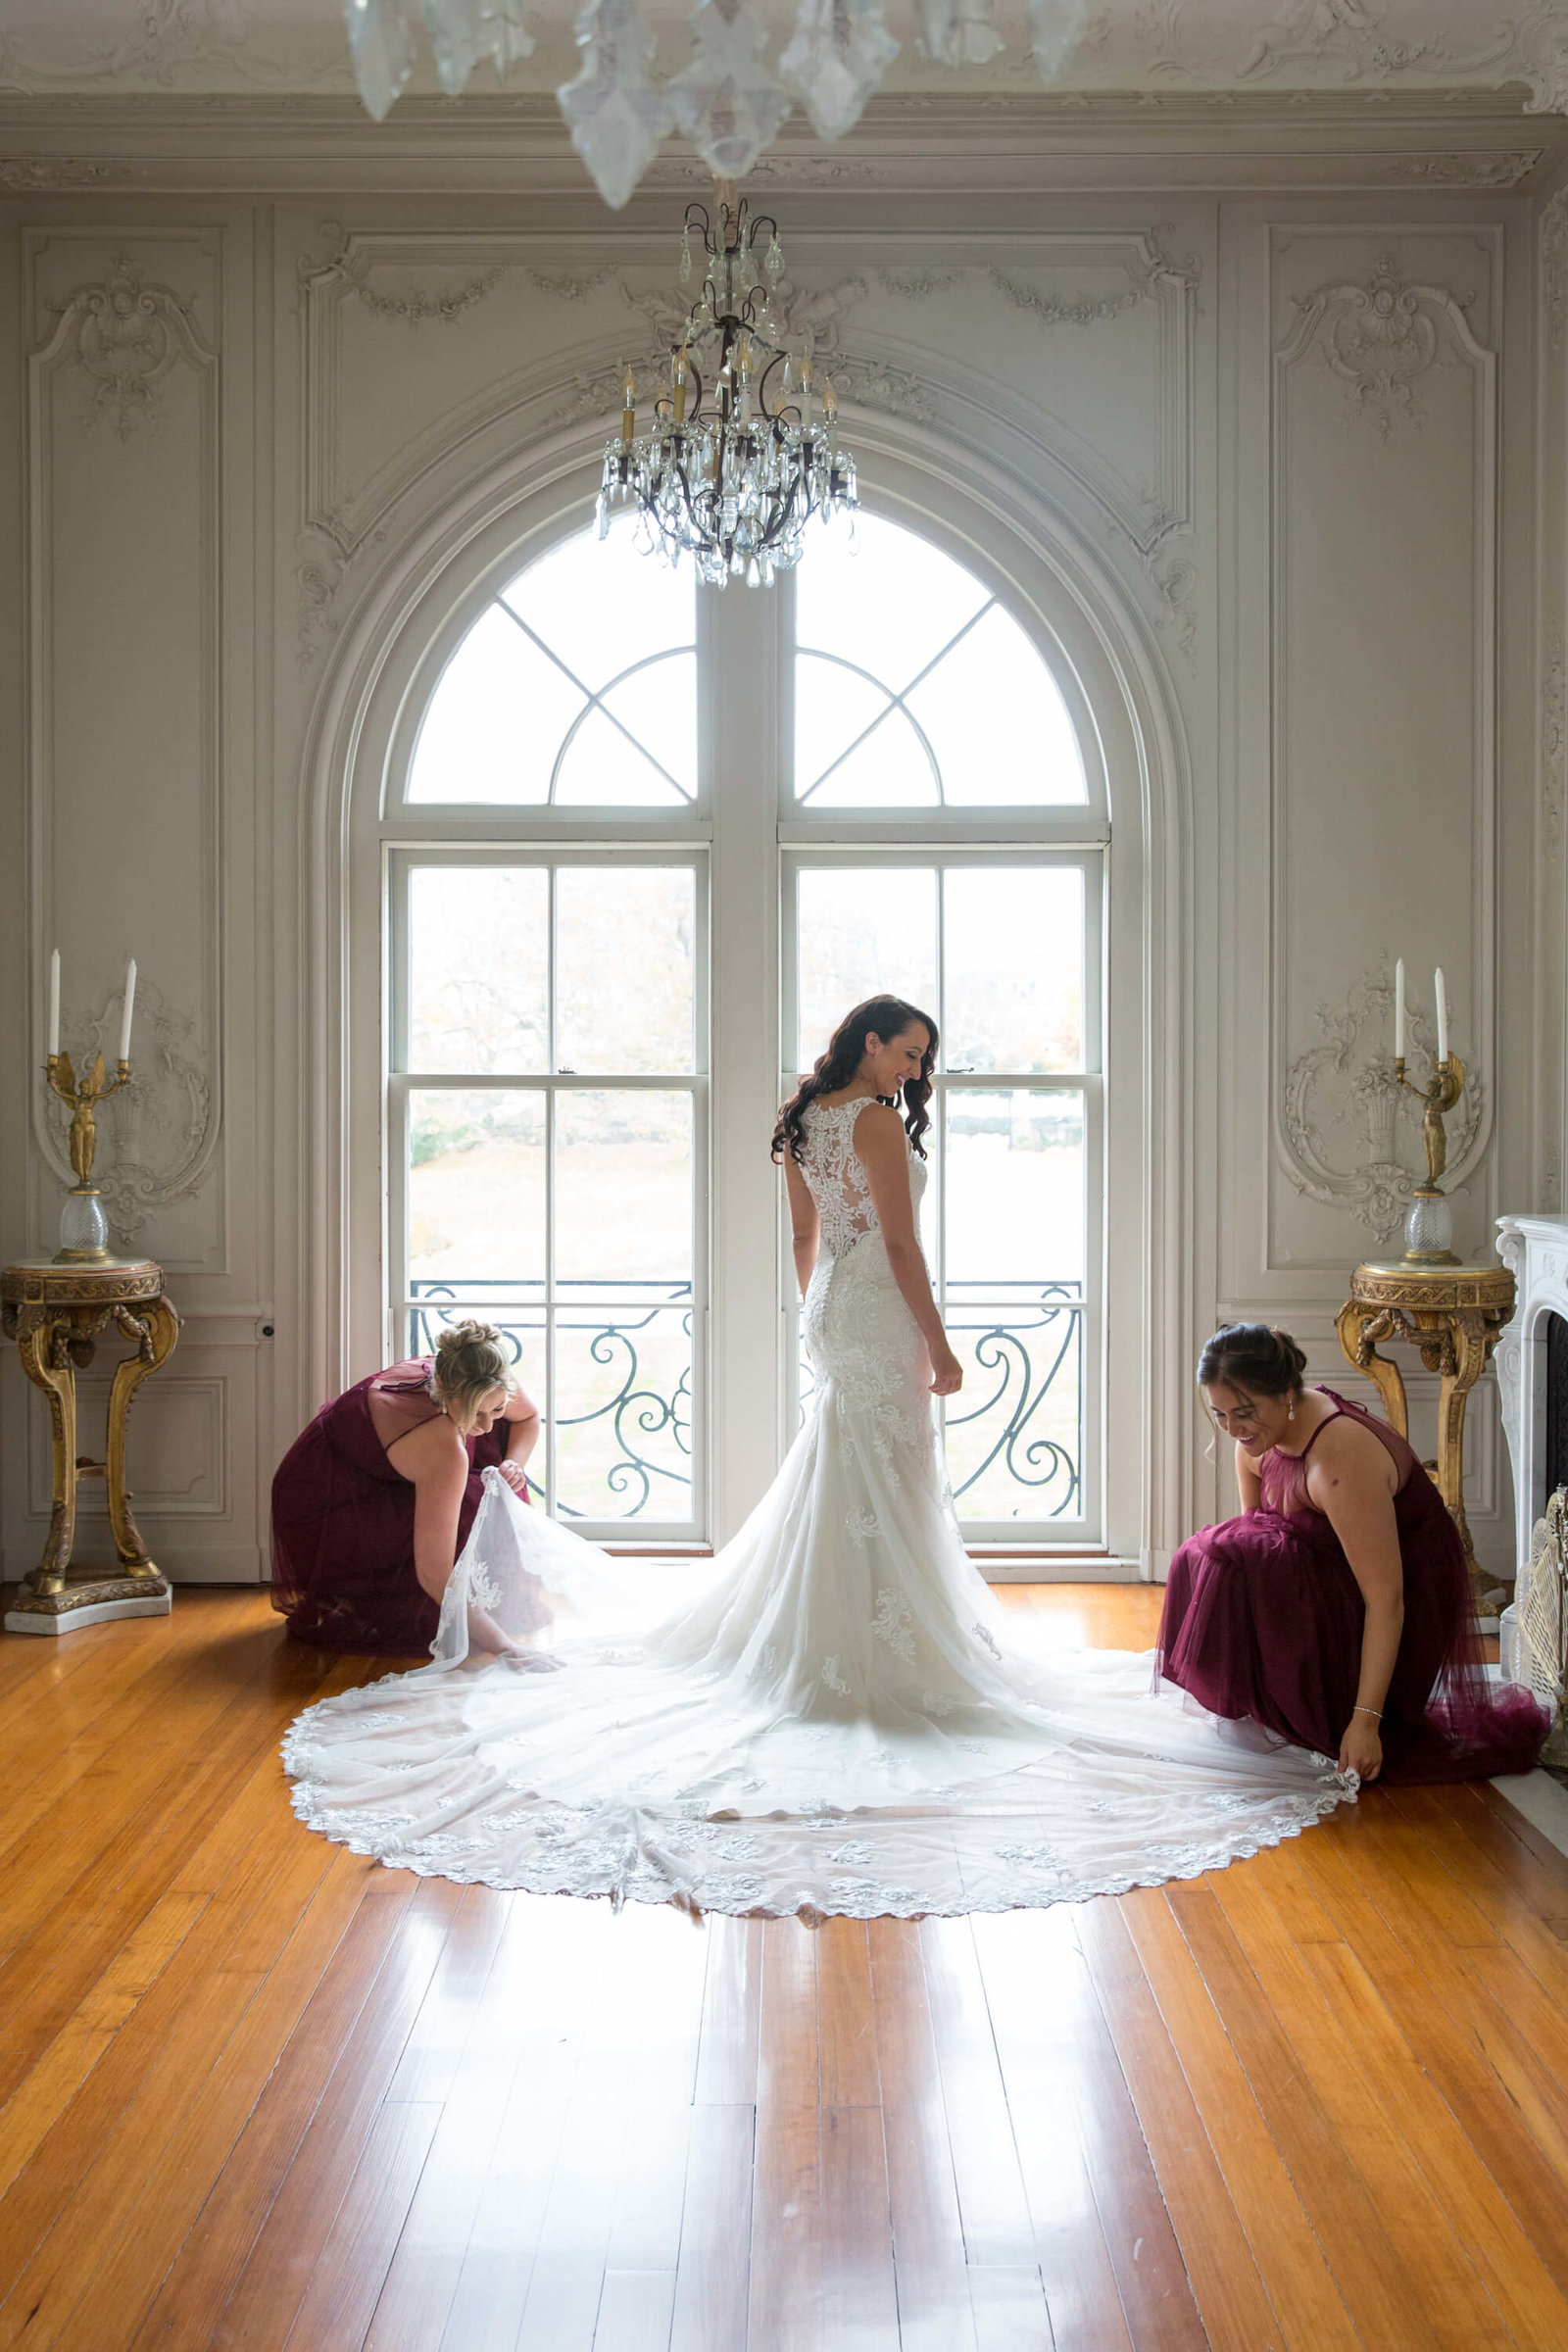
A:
1338;1716;1383;1781
498;1460;529;1498
929;1343;963;1397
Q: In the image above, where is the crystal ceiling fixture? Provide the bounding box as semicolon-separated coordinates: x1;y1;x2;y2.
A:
598;189;858;587
340;0;1091;210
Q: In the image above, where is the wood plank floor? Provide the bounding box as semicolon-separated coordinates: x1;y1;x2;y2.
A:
2;1584;1567;2350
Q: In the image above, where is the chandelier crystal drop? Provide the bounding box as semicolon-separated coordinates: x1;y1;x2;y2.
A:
341;0;1091;209
598;194;858;587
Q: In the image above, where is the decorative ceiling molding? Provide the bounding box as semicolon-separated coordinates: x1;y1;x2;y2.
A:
0;155;117;188
1387;148;1543;184
2;1;1566;107
0;86;1562;200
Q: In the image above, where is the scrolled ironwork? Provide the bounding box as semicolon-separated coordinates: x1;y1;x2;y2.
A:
409;1279;693;1520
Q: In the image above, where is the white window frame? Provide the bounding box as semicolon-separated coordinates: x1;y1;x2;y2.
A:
385;842;710;1544
374;488;1114;1557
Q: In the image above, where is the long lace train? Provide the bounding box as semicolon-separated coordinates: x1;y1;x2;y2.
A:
283;1100;1353;1918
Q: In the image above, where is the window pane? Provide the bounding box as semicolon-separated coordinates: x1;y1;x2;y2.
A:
554;705;690;807
554;1306;693;1520
794;655;892;799
943;868;1085;1074
409;1090;545;1288
800;706;939;809
944;1303;1082;1522
409;606;584;806
904;604;1087;807
499;517;694;694
796;513;988;693
795;867;938;1070
555;1090;692;1287
409;866;549;1074
598;651;697;798
943;1091;1085;1291
557;867;695;1074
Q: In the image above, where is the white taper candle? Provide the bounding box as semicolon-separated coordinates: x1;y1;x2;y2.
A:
1394;957;1405;1060
47;949;60;1058
1434;966;1448;1065
118;957;136;1062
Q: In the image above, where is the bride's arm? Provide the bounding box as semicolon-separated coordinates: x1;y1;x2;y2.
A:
855;1104;962;1396
782;1152;819;1298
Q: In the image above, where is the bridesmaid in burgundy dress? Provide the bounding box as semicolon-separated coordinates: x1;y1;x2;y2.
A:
1159;1324;1546;1785
271;1320;541;1657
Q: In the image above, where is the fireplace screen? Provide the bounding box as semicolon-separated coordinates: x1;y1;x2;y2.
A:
1547;1310;1568;1506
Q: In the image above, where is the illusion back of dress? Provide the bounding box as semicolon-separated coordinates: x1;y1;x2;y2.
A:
799;1096;923;1255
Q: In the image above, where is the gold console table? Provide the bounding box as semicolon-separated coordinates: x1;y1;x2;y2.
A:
2;1257;179;1636
1336;1259;1516;1607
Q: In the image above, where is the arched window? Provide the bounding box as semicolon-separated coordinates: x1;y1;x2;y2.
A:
385;504;1104;1544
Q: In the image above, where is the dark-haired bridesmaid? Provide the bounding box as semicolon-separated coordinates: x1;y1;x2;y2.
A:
1158;1323;1546;1784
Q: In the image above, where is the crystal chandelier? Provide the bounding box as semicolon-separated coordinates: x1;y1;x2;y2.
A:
598;192;858;586
341;1;1091;211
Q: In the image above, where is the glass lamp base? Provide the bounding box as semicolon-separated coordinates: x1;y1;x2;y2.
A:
55;1188;110;1264
1402;1189;1456;1264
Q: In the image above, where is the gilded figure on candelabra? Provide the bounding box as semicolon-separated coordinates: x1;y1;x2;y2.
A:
46;1049;130;1264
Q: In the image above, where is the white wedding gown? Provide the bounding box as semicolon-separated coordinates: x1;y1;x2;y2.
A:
283;1098;1351;1918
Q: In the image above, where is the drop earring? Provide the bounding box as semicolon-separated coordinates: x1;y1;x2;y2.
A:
1287;1397;1297;1422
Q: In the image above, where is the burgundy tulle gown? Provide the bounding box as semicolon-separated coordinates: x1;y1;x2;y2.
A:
270;1358;516;1655
1158;1388;1546;1783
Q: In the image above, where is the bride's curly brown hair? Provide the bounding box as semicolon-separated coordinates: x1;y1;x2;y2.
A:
771;995;938;1165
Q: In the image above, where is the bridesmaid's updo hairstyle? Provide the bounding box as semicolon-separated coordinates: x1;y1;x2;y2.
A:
1197;1323;1308;1399
772;994;938;1165
431;1320;512;1430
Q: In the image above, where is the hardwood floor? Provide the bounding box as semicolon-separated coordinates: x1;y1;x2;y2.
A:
2;1584;1567;2350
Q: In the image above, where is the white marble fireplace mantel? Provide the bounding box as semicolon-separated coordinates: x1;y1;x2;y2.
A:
1495;1215;1568;1582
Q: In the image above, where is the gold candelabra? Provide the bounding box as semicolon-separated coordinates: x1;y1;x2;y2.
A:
45;1050;130;1264
1393;1051;1464;1265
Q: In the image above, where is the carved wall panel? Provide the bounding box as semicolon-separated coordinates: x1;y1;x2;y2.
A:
1266;230;1498;1272
24;230;225;1272
288;219;1200;669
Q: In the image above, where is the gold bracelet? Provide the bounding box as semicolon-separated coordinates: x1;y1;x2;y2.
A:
1351;1704;1382;1721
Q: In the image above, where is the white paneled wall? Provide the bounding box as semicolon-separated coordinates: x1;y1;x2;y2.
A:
1;122;1562;1584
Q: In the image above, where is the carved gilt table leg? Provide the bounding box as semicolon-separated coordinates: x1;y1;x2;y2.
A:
1435;1306;1499;1598
1338;1262;1517;1618
106;1297;179;1576
10;1307;77;1595
1335;1301;1410;1439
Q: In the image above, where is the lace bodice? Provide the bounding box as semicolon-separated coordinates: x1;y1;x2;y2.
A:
800;1098;925;1258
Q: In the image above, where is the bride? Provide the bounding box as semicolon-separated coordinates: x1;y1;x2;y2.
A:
283;996;1350;1920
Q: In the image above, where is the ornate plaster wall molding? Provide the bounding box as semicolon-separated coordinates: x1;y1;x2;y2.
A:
38;983;219;1242
0;157;118;190
296;219;502;325
1388;151;1542;188
1543;187;1568;359
38;253;215;437
1281;970;1486;1244
1544;627;1566;851
1277;253;1483;438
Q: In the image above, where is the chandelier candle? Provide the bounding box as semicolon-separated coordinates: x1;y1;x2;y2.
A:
598;194;858;587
